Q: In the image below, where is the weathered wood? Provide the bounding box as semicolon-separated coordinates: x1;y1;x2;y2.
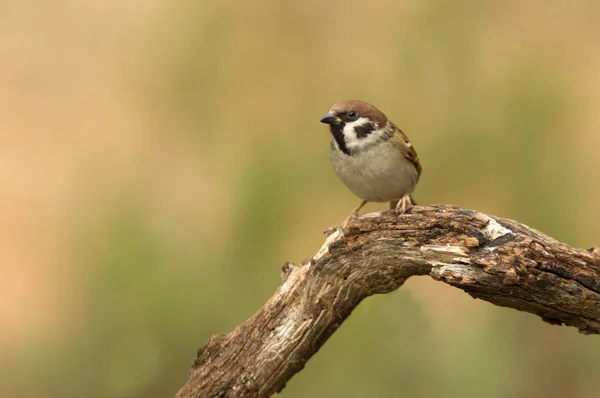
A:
175;205;600;398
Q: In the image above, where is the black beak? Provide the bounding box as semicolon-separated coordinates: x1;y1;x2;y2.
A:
320;113;342;125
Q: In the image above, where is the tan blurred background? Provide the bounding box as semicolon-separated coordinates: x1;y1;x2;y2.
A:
1;0;600;397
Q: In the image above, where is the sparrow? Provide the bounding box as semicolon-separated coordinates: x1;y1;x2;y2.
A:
320;100;422;225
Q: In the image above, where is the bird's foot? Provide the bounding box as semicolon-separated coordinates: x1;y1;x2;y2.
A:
395;195;414;214
341;212;358;231
341;200;367;231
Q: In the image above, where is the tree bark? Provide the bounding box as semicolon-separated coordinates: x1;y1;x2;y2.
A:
175;205;600;398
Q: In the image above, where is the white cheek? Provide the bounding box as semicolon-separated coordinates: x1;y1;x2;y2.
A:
342;117;370;147
343;117;385;150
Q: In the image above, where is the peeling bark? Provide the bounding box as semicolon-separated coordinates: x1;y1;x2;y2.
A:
175;205;600;398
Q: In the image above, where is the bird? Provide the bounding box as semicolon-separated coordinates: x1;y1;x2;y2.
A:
320;100;422;226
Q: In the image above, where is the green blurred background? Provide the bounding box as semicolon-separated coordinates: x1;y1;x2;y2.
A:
1;1;599;397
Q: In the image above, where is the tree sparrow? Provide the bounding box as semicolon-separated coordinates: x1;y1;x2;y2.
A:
320;100;422;224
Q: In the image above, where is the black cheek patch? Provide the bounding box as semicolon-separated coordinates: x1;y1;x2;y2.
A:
354;122;375;139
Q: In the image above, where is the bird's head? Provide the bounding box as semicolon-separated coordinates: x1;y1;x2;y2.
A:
320;100;389;155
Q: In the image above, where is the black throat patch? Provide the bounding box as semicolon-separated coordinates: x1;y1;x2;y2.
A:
329;124;350;155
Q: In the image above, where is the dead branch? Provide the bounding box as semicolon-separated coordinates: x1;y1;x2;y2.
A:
175;205;600;398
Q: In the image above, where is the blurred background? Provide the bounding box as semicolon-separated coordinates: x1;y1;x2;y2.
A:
1;0;599;397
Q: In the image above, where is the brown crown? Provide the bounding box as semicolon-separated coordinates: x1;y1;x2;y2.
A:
330;100;388;128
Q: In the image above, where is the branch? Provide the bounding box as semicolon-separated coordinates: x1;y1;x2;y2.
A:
175;205;600;398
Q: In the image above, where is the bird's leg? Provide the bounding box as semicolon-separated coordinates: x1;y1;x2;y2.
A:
395;195;413;214
351;199;368;216
341;200;367;230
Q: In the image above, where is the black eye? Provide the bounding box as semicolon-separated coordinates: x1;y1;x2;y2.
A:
346;110;358;121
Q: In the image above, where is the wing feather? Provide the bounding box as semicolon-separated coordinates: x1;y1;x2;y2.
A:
390;123;422;176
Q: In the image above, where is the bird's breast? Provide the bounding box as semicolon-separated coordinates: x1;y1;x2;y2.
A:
329;140;418;202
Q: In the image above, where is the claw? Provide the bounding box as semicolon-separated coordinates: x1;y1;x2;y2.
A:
341;200;367;230
341;215;354;231
395;195;413;214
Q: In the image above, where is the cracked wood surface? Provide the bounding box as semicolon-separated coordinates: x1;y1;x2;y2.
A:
175;205;600;398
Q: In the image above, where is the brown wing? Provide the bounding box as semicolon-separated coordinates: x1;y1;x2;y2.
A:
391;123;422;176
